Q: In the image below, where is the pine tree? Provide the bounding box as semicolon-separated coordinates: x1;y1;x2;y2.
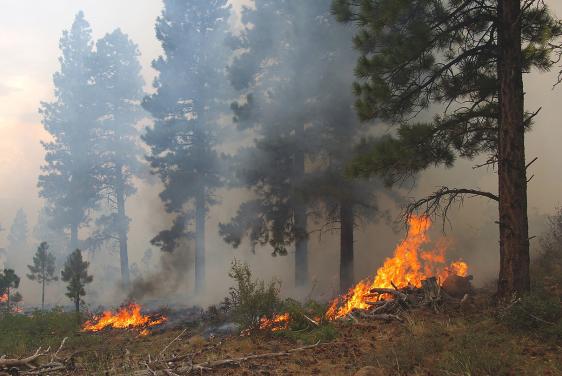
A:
38;11;100;252
0;269;21;313
88;29;145;287
333;0;561;297
221;0;380;291
61;249;93;313
27;242;58;311
142;0;231;293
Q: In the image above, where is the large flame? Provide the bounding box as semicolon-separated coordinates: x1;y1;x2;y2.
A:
83;303;166;335
326;216;468;320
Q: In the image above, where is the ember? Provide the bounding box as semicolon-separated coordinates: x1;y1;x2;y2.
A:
83;303;167;335
326;216;468;320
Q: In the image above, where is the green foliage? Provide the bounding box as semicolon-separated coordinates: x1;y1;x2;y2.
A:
334;0;562;182
0;268;22;313
499;292;562;341
225;260;281;330
0;310;103;357
61;249;93;312
27;242;58;285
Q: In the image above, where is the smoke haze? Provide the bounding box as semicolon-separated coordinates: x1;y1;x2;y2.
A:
0;0;561;308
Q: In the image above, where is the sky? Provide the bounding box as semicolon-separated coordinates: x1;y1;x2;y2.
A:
0;0;561;305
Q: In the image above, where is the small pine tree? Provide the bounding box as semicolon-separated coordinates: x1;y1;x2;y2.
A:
61;249;93;313
0;268;21;313
27;242;58;310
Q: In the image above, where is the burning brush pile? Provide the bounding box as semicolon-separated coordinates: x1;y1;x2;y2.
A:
326;216;472;322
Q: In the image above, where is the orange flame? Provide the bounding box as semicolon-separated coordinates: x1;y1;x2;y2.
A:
326;216;468;320
83;303;166;335
259;313;290;332
0;294;7;304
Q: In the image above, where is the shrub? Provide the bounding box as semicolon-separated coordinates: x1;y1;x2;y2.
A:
225;260;281;330
499;292;562;340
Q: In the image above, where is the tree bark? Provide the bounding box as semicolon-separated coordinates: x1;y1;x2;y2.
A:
339;202;354;293
195;188;206;293
497;0;530;298
75;296;80;314
294;124;308;287
116;164;130;287
41;276;45;311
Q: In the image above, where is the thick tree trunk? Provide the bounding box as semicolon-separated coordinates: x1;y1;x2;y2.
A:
294;124;308;287
70;222;78;252
195;188;206;293
339;202;354;294
75;296;80;313
497;0;530;298
116;164;130;287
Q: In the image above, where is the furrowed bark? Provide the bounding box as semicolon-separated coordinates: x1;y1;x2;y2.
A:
339;202;354;293
497;0;531;298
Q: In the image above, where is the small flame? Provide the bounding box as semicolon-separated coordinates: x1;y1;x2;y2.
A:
0;294;7;304
259;313;290;332
326;216;468;320
83;303;166;335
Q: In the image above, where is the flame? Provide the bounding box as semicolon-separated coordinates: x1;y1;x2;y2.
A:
83;303;166;335
259;313;290;332
326;216;468;320
0;294;7;304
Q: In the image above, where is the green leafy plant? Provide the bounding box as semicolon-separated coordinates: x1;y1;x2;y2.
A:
225;260;281;330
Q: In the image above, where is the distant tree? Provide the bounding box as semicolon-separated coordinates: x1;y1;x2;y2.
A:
87;29;145;287
142;0;231;292
38;11;100;252
7;209;28;260
222;0;380;291
333;0;562;297
27;242;58;311
0;268;21;313
61;249;93;313
33;207;68;264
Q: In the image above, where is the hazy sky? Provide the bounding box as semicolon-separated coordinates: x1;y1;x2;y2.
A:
0;1;561;302
0;0;248;239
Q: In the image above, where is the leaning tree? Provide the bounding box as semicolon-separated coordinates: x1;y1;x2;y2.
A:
334;0;562;297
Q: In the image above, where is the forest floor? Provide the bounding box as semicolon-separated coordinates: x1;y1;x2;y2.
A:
1;291;562;375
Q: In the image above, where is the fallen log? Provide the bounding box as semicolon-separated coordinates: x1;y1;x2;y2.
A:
369;288;408;300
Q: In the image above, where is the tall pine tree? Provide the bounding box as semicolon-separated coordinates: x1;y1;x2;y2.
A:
88;29;145;286
143;0;231;292
39;12;100;252
222;0;380;291
334;0;561;297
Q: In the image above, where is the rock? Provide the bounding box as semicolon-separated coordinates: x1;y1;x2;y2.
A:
354;366;386;376
442;274;474;298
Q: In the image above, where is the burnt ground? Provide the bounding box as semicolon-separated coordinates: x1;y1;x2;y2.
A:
66;301;562;375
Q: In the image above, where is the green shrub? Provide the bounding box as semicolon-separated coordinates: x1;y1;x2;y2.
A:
499;292;562;340
225;260;281;330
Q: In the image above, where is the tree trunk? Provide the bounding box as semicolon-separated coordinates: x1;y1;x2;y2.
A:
339;202;354;293
6;287;10;313
497;0;530;298
195;188;206;293
116;164;130;287
70;222;78;253
75;296;80;314
41;277;45;311
294;124;308;287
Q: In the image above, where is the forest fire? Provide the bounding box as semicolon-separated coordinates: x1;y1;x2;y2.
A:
326;216;468;320
0;294;7;303
259;313;290;332
82;303;167;336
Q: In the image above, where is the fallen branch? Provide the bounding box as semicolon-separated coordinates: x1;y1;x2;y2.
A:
369;288;408;301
